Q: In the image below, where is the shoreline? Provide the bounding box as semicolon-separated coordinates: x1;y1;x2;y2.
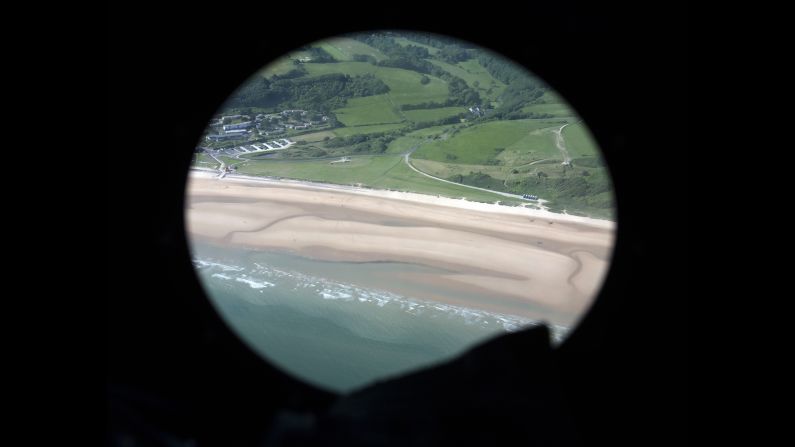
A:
188;169;616;230
185;171;615;327
191;244;572;340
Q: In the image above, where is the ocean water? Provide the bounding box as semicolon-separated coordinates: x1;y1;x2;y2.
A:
190;241;568;393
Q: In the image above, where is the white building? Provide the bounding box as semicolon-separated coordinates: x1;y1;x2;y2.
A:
222;122;253;131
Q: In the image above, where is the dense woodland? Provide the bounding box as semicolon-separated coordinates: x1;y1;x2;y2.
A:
355;33;549;119
228;73;389;111
227;32;549;121
352;34;482;107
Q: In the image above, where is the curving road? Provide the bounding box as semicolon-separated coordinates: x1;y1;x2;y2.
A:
403;149;529;201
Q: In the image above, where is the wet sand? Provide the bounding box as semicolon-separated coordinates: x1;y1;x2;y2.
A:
185;172;615;326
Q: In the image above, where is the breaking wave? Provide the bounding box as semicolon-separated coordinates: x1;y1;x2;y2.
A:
193;256;568;341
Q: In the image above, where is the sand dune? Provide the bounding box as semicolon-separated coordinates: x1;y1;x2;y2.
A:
185;173;615;326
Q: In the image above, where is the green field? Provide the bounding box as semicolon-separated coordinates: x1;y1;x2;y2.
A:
257;49;315;77
411;158;508;180
333;95;404;126
427;59;507;101
333;123;408;137
234;155;508;203
384;124;458;154
402;106;466;123
520;102;576;117
410;157;578;184
406;124;459;137
290;130;337;142
385;135;423;154
393;37;439;55
218;155;244;166
538;90;564;104
317;37;388;62
236;155;399;184
374;158;508;202
413;119;567;165
316;43;348;61
302;61;388;77
561;122;601;158
426;59;477;85
303;62;449;106
498;122;572;165
212;32;615;219
258;59;298;77
192;153;219;168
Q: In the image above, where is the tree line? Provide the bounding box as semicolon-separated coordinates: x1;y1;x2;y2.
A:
396;32;474;64
446;164;613;217
475;53;551;119
324;130;401;154
353;33;549;119
352;33;482;107
227;73;389;112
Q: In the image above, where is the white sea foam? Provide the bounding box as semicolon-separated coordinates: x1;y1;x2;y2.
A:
235;276;275;289
194;259;245;272
195;255;569;340
320;289;354;301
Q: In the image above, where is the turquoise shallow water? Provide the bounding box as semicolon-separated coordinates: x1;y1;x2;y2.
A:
190;241;567;392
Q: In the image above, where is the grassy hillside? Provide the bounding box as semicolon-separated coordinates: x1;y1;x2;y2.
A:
233;155;509;203
290;130;337;142
302;62;449;106
402;106;466;123
334;95;404;126
204;31;615;219
428;59;506;102
333;123;408;137
404;117;614;219
520;102;574;117
318;37;388;62
413;119;566;165
561;122;601;158
384;124;457;154
258;57;299;77
237;155;400;185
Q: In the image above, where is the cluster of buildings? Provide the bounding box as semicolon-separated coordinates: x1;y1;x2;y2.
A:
205;109;330;143
256;109;329;136
206;114;255;141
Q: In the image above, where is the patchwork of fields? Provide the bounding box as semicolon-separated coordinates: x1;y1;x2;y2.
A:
203;35;613;218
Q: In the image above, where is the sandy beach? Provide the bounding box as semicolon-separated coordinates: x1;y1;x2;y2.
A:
185;171;616;326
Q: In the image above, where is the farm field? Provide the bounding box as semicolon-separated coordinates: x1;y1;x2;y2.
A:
203;31;615;219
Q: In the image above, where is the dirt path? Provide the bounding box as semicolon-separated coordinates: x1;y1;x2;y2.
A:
553;123;572;164
404;152;528;201
386;94;408;122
